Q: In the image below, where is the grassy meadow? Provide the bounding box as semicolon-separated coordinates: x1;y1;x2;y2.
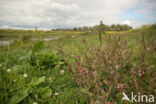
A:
0;25;156;104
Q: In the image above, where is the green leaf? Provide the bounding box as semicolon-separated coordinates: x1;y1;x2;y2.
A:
38;87;52;98
12;65;22;73
58;61;65;65
116;92;122;103
32;41;44;54
28;76;45;87
9;88;29;104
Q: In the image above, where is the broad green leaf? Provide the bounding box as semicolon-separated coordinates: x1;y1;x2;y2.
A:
12;65;22;73
116;92;122;103
32;41;44;54
38;87;52;98
9;88;29;104
28;76;45;87
58;61;65;65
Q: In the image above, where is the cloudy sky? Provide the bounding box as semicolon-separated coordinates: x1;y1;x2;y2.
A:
0;0;156;30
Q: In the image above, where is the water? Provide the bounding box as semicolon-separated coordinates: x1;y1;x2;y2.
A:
0;36;64;46
0;35;77;46
0;38;15;46
43;36;63;41
31;36;63;41
0;41;11;46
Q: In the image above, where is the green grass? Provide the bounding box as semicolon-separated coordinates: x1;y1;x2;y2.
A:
0;29;87;39
0;26;155;104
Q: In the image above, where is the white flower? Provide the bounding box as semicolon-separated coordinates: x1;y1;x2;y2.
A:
13;79;17;82
115;65;119;70
0;64;1;67
7;69;11;73
33;102;38;104
147;48;150;51
60;70;64;75
54;92;59;96
23;73;28;78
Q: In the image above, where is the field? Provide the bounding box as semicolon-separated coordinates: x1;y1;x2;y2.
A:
0;26;156;104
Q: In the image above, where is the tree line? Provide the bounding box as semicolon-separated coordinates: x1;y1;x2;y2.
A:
73;24;132;31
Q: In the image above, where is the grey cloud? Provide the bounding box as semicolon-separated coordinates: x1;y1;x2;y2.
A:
0;0;155;29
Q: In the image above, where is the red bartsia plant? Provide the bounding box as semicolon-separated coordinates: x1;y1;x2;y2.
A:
69;35;132;103
57;32;155;103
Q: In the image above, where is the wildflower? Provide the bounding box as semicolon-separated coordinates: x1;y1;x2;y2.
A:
0;64;1;67
115;65;119;70
139;70;145;77
74;61;79;65
33;102;38;104
147;48;150;51
23;73;28;78
98;82;102;86
106;102;111;104
92;59;97;64
110;70;115;74
54;92;59;96
117;84;124;91
60;70;64;75
131;68;136;76
7;69;11;73
13;79;17;82
78;67;88;75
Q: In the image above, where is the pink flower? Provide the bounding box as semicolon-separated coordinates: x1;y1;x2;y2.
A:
117;84;124;91
78;67;88;75
106;102;111;104
99;82;102;86
131;68;136;76
139;70;145;77
74;61;79;65
110;70;115;74
92;59;97;64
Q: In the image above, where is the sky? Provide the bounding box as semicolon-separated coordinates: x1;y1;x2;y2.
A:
0;0;156;30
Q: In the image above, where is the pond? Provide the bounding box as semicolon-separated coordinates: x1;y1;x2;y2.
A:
0;36;65;46
0;35;81;46
31;36;64;41
0;37;16;46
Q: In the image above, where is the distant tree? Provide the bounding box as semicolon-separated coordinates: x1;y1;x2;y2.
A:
73;27;77;31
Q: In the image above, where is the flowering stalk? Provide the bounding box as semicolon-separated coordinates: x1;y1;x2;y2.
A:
7;69;12;86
